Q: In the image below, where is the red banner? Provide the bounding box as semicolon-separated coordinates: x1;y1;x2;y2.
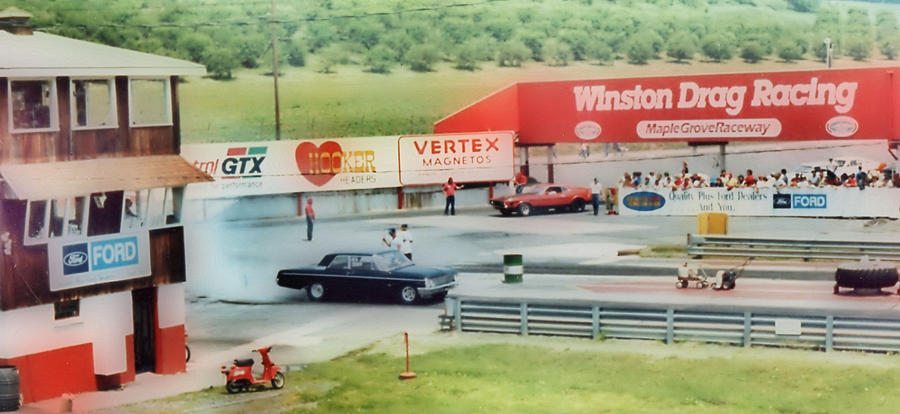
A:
435;67;900;144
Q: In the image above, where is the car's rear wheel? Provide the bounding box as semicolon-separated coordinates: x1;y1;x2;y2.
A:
307;282;326;302
399;285;420;305
517;203;532;216
571;199;586;212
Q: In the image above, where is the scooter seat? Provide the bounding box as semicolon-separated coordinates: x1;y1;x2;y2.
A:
234;358;254;367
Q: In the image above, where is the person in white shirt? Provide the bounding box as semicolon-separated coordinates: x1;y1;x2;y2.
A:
590;178;604;216
398;224;414;260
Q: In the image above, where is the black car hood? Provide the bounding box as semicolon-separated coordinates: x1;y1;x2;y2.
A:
391;265;456;279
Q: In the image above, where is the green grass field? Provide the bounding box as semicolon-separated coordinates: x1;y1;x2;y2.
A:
178;56;900;144
113;336;900;414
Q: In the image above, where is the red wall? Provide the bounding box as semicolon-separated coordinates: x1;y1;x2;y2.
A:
155;324;185;374
434;83;520;136
0;343;96;403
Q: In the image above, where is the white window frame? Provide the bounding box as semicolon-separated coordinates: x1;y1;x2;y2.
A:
127;77;172;127
69;77;118;131
8;78;60;134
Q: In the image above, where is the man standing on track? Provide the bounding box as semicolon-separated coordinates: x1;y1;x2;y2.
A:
443;177;463;215
305;197;315;241
398;224;414;260
590;178;604;216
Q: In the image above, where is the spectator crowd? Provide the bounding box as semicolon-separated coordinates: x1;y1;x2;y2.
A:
617;161;900;192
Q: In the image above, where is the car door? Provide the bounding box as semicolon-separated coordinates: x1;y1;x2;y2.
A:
348;254;380;295
321;254;350;291
544;186;566;208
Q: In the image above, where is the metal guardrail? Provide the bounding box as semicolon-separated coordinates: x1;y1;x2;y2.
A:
445;297;900;353
687;234;900;261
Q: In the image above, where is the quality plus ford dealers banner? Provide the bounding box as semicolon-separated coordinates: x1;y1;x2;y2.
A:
618;187;900;218
435;67;900;144
181;133;515;198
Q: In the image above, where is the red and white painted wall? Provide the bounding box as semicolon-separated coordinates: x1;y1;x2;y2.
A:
0;283;185;403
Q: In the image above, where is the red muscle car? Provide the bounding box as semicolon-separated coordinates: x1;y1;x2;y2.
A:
490;184;592;216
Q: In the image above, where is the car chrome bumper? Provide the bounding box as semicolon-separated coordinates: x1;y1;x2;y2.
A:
418;281;457;297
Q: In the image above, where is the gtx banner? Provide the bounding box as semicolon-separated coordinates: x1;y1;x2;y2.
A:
617;187;900;218
435;67;900;144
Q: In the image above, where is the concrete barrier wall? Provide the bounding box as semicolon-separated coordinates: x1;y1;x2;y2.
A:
183;184;510;222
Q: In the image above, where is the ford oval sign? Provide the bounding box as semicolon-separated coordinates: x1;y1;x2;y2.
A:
574;121;602;140
64;251;87;266
825;116;858;138
622;191;666;211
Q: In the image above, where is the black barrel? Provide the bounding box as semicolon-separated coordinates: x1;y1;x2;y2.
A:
0;366;20;412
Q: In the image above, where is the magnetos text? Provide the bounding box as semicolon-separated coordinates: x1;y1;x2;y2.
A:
413;137;501;167
573;77;858;116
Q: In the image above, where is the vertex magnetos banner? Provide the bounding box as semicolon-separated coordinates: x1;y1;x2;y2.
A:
181;137;402;198
435;67;900;144
398;131;515;185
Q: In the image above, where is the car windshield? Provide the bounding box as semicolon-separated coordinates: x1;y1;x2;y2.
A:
373;250;413;271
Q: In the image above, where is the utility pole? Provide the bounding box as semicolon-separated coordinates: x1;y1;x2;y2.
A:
271;0;281;140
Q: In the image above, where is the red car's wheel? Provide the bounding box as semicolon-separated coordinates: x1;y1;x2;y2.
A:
517;203;533;216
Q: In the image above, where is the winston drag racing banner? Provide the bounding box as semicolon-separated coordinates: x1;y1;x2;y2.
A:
181;133;516;198
618;187;900;218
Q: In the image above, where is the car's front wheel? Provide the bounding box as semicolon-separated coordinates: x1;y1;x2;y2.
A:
517;203;533;216
307;282;327;302
399;285;420;305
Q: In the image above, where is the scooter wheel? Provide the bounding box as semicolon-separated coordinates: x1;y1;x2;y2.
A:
271;371;285;389
226;380;241;394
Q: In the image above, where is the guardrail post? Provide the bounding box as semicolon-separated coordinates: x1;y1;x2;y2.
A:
743;312;752;347
666;309;674;344
825;315;834;352
454;299;462;332
520;303;528;336
592;306;600;339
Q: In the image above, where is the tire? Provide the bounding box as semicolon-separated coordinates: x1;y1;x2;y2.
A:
518;203;532;217
399;285;420;305
185;345;191;363
834;263;898;290
571;199;586;212
307;282;326;302
676;280;687;289
271;372;285;389
225;380;241;394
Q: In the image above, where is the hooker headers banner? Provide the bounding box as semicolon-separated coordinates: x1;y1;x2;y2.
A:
434;67;900;144
181;133;515;198
618;187;900;218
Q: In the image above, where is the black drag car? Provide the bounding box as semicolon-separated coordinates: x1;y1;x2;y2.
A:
276;250;457;304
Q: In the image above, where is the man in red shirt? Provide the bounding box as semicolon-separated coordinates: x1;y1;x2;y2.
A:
442;177;463;215
514;169;527;194
304;197;315;241
743;169;756;187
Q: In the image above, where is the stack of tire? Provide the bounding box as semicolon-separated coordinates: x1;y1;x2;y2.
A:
833;260;899;294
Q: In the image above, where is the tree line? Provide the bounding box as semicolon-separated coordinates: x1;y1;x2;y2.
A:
12;0;900;79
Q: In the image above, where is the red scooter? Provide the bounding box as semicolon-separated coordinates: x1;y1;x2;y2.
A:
221;346;285;394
